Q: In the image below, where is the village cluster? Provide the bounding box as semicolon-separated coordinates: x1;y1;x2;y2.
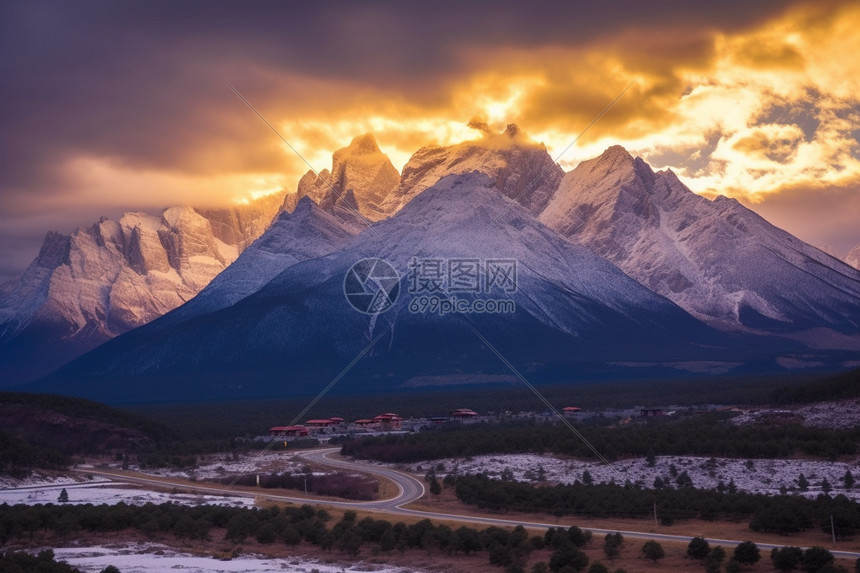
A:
263;405;706;441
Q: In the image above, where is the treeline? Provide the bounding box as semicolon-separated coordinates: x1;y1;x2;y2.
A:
0;502;569;571
0;432;70;478
0;392;172;476
128;373;815;440
0;391;326;475
452;474;860;537
223;471;378;500
772;366;860;404
0;549;97;573
341;413;859;462
0;392;172;440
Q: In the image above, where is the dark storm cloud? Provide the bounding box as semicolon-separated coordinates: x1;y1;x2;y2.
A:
0;0;798;191
0;0;827;282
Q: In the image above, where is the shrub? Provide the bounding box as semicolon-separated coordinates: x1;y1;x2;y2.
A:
734;540;760;565
771;546;803;571
641;540;664;562
603;532;623;560
704;546;726;573
549;545;589;572
802;547;834;573
687;536;709;560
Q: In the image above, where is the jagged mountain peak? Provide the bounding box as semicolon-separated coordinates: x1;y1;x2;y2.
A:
0;195;284;384
42;169;734;402
382;122;563;216
540;150;860;336
575;145;649;181
599;144;634;160
293;194;315;213
342;133;383;155
290;135;400;222
504;123;521;137
147;192;359;328
467;122;545;150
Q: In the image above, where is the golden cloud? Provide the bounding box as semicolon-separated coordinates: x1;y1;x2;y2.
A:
40;1;860;213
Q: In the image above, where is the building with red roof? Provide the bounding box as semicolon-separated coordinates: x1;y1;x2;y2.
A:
372;412;402;430
305;419;338;427
268;425;309;437
562;406;582;418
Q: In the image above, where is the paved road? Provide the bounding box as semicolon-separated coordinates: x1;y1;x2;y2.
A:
79;449;860;559
298;448;425;510
73;448;424;513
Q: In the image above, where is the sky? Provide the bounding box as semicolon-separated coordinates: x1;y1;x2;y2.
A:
1;0;859;282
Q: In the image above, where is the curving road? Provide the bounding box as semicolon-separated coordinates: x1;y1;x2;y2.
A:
78;448;860;560
72;448;424;513
297;448;425;510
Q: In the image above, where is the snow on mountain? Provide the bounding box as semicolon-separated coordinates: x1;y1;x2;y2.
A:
846;244;860;270
540;146;860;343
0;194;283;385
381;124;563;216
146;196;359;325
283;133;399;222
41;172;741;403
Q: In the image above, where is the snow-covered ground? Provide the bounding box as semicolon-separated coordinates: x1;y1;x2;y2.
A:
406;454;860;500
46;544;426;573
0;481;252;507
732;399;860;429
0;450;333;507
136;451;314;481
0;471;86;489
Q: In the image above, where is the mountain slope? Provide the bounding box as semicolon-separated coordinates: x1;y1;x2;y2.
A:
381;124;563;216
129;196;359;327
37;173;755;403
0;194;283;385
540;146;860;344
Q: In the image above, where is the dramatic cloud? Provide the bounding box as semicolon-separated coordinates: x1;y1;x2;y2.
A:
1;0;858;281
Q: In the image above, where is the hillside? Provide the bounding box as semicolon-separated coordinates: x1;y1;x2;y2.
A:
0;392;170;476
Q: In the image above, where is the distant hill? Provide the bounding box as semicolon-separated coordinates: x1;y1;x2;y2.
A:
0;392;170;476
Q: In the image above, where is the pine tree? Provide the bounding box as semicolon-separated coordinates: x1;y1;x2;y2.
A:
642;540;665;562
57;488;69;503
429;476;442;498
687;536;710;560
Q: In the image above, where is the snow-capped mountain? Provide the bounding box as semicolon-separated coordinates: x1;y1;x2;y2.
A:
0;195;283;384
38;172;753;403
9;127;860;399
846;245;860;270
381;124;563;216
282;133;399;222
539;146;860;341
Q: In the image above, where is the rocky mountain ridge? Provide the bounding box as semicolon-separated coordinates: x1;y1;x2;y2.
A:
5;124;860;392
539;146;860;338
0;195;284;384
